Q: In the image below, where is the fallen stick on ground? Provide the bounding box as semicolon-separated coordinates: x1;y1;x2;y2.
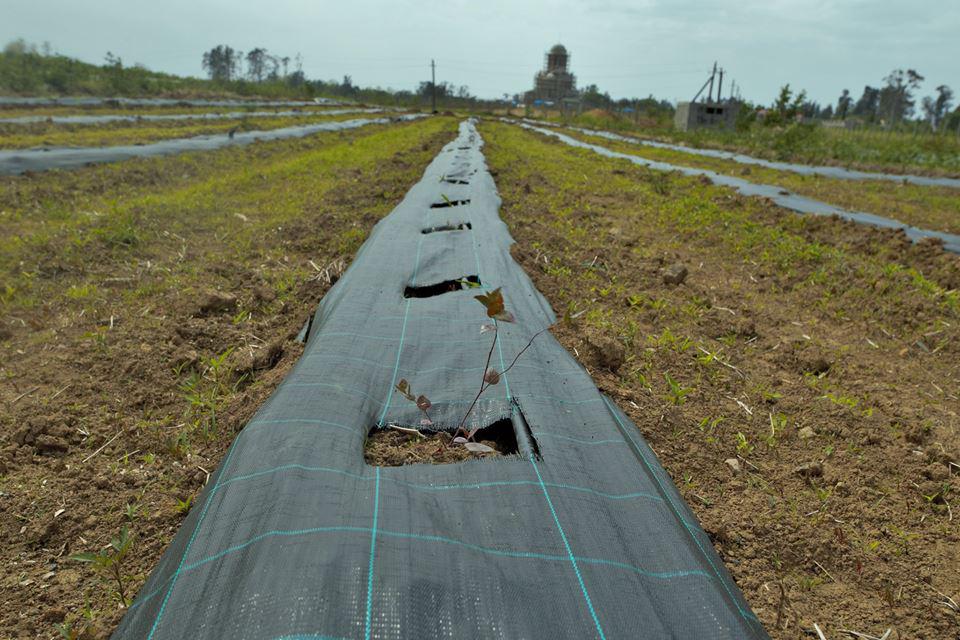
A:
82;431;123;463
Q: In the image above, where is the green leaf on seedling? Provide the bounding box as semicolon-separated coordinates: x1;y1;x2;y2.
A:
395;379;415;402
483;368;501;385
474;287;515;322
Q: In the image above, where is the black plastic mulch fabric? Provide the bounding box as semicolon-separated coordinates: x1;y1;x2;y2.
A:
0;115;422;175
112;119;770;640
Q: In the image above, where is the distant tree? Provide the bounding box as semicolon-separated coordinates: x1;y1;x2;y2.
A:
201;45;240;82
417;80;451;100
945;105;960;133
852;85;880;121
456;85;472;99
921;85;954;131
769;84;807;123
3;38;35;55
104;51;122;69
836;89;852;119
580;84;612;109
245;48;268;82
287;69;306;87
878;68;924;122
821;104;834;119
265;54;280;81
340;75;360;96
103;52;125;92
799;100;820;119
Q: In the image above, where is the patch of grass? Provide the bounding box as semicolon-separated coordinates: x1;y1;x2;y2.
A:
568;127;960;236
550;112;960;176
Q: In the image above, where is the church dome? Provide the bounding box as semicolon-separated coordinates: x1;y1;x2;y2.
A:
549;44;567;55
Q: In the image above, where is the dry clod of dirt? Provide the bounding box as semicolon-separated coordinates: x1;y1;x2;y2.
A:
922;463;950;481
724;458;742;475
34;434;69;455
793;461;824;478
802;356;832;376
662;263;689;285
590;336;626;371
170;347;199;370
797;426;817;440
235;341;285;378
195;290;238;315
252;286;276;305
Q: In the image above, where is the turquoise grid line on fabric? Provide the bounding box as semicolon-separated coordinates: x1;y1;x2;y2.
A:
364;468;380;640
377;194;427;426
128;522;716;615
530;455;606;640
217;462;665;503
144;420;245;639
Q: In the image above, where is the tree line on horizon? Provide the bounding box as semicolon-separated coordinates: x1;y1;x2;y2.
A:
2;38;957;133
751;69;956;133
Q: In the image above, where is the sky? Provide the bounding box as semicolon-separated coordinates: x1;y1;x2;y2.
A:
4;0;958;108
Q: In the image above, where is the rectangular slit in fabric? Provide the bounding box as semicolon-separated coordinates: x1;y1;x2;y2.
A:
403;275;479;298
421;222;472;234
430;198;470;209
364;418;520;466
295;312;315;344
441;178;469;185
510;404;541;459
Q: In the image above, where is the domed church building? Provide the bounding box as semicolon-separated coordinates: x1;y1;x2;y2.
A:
525;44;579;104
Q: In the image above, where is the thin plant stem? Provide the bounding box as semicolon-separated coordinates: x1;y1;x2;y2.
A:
455;322;499;438
497;327;549;378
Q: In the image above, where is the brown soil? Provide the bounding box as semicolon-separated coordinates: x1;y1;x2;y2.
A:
481;121;960;639
0;118;457;638
363;428;511;466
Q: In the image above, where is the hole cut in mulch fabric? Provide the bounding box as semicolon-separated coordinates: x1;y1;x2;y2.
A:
364;418;519;466
403;275;480;298
430;198;470;209
422;222;472;234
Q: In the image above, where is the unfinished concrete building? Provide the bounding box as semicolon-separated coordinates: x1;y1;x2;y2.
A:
673;62;741;131
674;101;739;131
525;44;579;104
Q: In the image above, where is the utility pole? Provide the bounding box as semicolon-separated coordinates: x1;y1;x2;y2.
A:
717;68;724;102
707;61;717;102
431;59;437;113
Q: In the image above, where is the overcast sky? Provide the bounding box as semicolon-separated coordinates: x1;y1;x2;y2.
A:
4;0;958;107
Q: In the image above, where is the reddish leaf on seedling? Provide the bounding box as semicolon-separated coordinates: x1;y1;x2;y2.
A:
416;395;431;411
474;287;514;322
395;379;415;402
479;323;496;334
483;368;501;385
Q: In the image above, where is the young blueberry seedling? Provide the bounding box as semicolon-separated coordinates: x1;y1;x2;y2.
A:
396;287;548;450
